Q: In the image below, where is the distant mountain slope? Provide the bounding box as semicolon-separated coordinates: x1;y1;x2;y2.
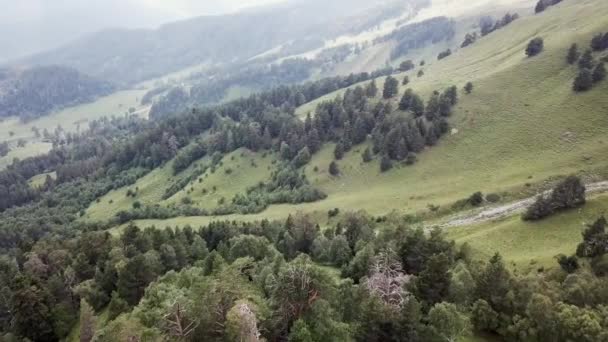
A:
18;0;427;85
0;66;114;120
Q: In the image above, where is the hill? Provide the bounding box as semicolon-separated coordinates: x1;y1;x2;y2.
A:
3;0;608;341
87;0;608;228
18;0;427;86
0;65;114;121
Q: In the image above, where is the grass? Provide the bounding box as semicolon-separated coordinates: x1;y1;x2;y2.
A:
85;148;275;222
28;171;56;188
0;141;52;169
164;149;275;210
446;193;608;271
0;89;149;170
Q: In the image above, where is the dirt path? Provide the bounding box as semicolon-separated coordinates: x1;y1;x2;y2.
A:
439;181;608;228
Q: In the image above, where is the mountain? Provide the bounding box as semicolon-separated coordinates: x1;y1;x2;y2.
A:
18;0;427;86
2;0;608;341
0;65;114;121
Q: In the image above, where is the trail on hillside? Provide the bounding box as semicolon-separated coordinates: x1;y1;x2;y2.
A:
439;181;608;228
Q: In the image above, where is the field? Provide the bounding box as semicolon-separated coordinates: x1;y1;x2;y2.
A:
84;148;276;222
0;89;149;169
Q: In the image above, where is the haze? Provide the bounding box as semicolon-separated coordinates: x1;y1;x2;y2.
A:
0;0;286;62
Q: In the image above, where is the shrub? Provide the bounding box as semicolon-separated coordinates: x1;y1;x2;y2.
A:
523;176;586;221
437;49;452;60
485;193;501;203
468;192;484;206
380;156;393;172
329;161;340;176
328;208;340;218
525;37;544;57
464;82;473;94
573;69;594;92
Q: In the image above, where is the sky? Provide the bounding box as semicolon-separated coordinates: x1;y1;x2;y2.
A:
0;0;287;62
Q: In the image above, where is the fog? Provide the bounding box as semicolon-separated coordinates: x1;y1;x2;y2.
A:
0;0;286;62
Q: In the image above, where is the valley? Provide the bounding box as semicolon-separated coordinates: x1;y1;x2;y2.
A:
2;0;608;341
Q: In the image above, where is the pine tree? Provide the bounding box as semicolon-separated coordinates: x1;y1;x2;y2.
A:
464;82;474;94
383;76;399;99
329;161;340;176
380;156;393;172
525;37;544;57
578;50;595;70
573;69;594;92
410;94;425;117
566;43;580;65
366;79;378;98
399;89;414;111
402;76;410;86
362;147;373;163
535;0;546;13
592;62;606;83
334;143;345;160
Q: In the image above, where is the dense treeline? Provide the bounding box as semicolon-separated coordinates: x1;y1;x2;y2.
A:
150;66;391;120
0;115;149;211
374;17;455;60
3;209;608;341
0;66;114;121
535;0;564;14
461;13;519;48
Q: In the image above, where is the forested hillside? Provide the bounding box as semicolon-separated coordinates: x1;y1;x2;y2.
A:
0;66;114;121
20;0;428;85
2;0;608;341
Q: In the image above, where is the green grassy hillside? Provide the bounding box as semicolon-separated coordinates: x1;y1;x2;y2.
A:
84;148;275;222
97;0;608;268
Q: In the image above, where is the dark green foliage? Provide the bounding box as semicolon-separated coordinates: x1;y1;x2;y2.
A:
415;253;452;306
379;17;456;60
383;76;399;99
526;37;544;57
399;60;415;72
366;79;379;97
11;276;56;342
556;254;579;273
402;75;410;86
592;62;606;83
362;147;373;163
0;141;8;157
535;0;547;13
329;161;340;176
567;43;580;65
485;193;501;203
461;32;477;48
380;155;393;172
328;208;340;218
576;216;608;258
590;32;608;51
437;49;452;60
578;49;595;70
292;147;312;168
334;143;345;160
0;66;114;120
417;70;424;77
523;176;586;221
464;82;473;94
573;69;594;92
468;192;484;206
